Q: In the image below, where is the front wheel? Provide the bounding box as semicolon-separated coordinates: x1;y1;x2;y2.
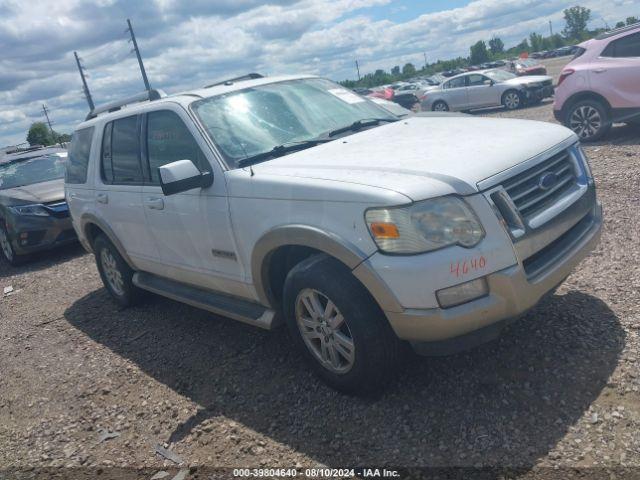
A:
0;225;26;266
283;254;401;394
565;100;610;142
502;90;522;110
432;100;449;112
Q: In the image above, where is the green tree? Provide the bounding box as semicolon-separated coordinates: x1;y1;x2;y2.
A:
488;36;504;54
391;65;400;76
58;133;72;143
529;32;545;51
563;6;591;40
27;122;55;146
627;16;639;25
470;40;490;64
615;21;626;28
402;63;416;76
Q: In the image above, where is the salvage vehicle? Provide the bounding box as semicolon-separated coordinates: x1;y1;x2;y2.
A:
554;22;640;141
0;147;76;265
509;58;548;76
66;74;602;393
421;69;554;112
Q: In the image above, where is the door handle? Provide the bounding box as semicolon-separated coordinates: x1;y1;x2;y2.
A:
145;197;165;210
96;193;109;204
593;68;607;73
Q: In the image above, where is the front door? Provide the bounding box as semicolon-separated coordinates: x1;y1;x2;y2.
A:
140;107;249;298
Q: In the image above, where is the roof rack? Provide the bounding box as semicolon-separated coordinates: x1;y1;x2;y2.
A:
596;21;640;40
86;88;167;120
204;73;264;88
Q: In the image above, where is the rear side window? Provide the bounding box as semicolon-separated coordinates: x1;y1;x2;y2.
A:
602;32;640;57
66;127;94;184
101;116;143;184
146;110;209;184
444;77;465;89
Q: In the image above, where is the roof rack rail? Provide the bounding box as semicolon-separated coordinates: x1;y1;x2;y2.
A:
86;89;167;120
596;21;640;40
204;73;264;88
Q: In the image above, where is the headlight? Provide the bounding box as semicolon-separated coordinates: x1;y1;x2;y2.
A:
365;196;485;254
9;204;50;217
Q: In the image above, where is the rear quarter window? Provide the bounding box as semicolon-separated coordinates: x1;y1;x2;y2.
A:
66;127;95;184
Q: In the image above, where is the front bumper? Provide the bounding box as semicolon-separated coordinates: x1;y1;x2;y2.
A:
524;85;554;102
385;202;602;349
5;213;76;255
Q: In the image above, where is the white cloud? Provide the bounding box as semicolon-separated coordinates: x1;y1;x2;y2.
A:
0;0;637;146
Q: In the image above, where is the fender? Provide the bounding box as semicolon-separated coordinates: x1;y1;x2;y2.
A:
79;213;135;269
251;224;403;313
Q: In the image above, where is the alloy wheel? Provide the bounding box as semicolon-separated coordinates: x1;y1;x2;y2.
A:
0;228;14;262
295;288;355;374
433;102;448;111
504;92;520;109
101;248;125;296
569;105;602;140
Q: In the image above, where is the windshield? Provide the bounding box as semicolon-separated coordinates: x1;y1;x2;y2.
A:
191;78;396;168
485;69;517;81
0;154;66;190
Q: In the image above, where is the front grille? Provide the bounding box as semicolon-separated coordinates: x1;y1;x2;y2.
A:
501;149;577;221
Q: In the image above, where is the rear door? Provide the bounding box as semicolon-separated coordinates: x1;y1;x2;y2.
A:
465;74;498;108
441;76;468;110
96;115;159;269
595;31;640;116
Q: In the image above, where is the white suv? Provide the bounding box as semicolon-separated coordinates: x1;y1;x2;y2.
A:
66;74;602;393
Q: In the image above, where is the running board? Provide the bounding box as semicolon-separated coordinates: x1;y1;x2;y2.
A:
132;272;279;330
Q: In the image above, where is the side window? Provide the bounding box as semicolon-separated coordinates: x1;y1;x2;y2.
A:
146;110;209;185
109;116;143;184
602;32;640;57
468;74;487;86
444;77;465;89
65;127;94;184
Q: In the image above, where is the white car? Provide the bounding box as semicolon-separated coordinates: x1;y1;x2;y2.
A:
421;69;554;112
66;74;601;393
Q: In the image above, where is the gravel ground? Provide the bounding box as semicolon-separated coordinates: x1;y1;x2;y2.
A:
1;89;639;479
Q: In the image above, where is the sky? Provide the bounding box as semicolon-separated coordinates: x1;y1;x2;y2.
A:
0;0;638;147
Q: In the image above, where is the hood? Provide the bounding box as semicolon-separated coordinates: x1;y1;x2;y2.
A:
252;116;576;201
503;75;552;86
0;178;65;206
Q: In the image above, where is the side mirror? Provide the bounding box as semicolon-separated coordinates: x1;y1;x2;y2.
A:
159;159;213;196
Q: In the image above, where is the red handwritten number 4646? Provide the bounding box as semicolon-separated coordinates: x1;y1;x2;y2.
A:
450;256;486;278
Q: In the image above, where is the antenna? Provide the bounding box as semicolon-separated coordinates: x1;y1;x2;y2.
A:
127;18;151;91
74;51;95;111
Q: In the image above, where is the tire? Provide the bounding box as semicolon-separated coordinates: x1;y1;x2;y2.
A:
502;90;522;110
282;254;401;394
93;234;142;307
0;224;27;266
432;100;449;112
564;99;611;142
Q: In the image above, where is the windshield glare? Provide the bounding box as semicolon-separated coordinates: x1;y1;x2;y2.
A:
0;154;66;190
485;69;517;82
192;78;396;167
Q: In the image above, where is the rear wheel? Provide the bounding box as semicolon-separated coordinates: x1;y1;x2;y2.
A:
0;225;26;266
502;90;522;110
565;99;610;142
432;100;449;112
93;234;142;307
283;254;401;394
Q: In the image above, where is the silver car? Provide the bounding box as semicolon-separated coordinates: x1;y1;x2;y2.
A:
421;69;554;112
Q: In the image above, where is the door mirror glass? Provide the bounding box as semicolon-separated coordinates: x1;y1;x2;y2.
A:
158;159;213;196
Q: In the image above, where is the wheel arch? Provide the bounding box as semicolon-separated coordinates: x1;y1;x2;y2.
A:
561;91;612;119
251;225;402;313
80;213;135;269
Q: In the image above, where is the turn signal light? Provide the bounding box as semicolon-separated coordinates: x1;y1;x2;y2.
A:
370;222;400;239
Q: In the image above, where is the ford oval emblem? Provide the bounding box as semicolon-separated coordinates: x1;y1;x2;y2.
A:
538;172;558;191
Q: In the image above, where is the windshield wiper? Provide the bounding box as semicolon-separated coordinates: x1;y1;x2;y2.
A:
327;117;399;138
237;138;333;168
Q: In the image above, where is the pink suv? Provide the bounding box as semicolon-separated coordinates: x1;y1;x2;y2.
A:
554;23;640;141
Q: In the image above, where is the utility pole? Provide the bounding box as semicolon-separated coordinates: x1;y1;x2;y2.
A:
355;60;361;81
127;18;151;91
549;20;553;36
74;51;95;111
423;52;428;70
42;104;63;147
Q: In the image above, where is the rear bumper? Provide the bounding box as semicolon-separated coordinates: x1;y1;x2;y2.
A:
385;203;602;349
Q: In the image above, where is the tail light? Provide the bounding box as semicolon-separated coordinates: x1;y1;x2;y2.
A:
557;68;575;87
